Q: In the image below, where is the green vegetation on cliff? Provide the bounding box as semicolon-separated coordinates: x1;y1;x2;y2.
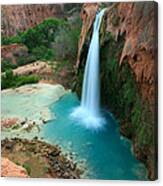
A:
74;26;155;179
2;18;66;47
2;17;81;64
2;17;81;89
1;59;18;72
100;32;155;179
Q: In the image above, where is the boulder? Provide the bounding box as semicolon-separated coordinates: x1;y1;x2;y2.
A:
1;157;29;177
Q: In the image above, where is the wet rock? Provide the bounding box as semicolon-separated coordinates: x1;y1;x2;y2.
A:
49;150;60;157
5;143;13;150
33;136;38;140
20;119;26;125
42;118;47;124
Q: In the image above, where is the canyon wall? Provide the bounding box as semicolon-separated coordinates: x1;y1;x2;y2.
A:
75;2;158;180
1;4;64;36
1;4;83;37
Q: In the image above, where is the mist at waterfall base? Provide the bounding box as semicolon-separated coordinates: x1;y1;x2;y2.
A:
70;9;106;130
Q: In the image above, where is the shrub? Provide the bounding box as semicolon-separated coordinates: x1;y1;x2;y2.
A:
20;18;67;51
20;28;39;50
53;28;77;62
1;35;21;45
2;18;67;49
53;16;81;63
2;17;81;64
31;46;55;61
17;55;37;66
1;60;18;72
23;163;31;175
15;75;39;87
1;69;15;89
1;69;39;90
5;69;14;79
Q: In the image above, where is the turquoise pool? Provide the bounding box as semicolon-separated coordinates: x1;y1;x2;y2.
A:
41;92;148;180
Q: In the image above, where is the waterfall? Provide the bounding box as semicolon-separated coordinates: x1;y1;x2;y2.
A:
71;9;106;130
81;9;106;116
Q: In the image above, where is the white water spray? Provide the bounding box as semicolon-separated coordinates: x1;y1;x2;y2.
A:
71;9;106;130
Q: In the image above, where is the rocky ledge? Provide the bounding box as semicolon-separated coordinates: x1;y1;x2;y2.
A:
2;138;84;178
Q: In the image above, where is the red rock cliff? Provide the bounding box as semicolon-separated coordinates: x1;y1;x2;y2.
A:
1;4;64;36
105;2;157;109
77;2;157;109
76;2;158;180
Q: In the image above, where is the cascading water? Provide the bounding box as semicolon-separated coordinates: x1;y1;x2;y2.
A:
71;9;106;130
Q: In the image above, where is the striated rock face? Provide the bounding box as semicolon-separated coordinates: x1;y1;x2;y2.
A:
105;2;157;108
1;4;64;36
75;2;157;180
1;157;29;177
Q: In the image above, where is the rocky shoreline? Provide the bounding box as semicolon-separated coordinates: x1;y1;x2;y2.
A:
2;138;84;178
1;83;86;179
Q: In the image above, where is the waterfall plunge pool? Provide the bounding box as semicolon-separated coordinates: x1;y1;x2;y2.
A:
41;92;148;180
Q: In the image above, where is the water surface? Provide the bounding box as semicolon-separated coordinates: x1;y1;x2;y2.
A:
42;93;147;180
